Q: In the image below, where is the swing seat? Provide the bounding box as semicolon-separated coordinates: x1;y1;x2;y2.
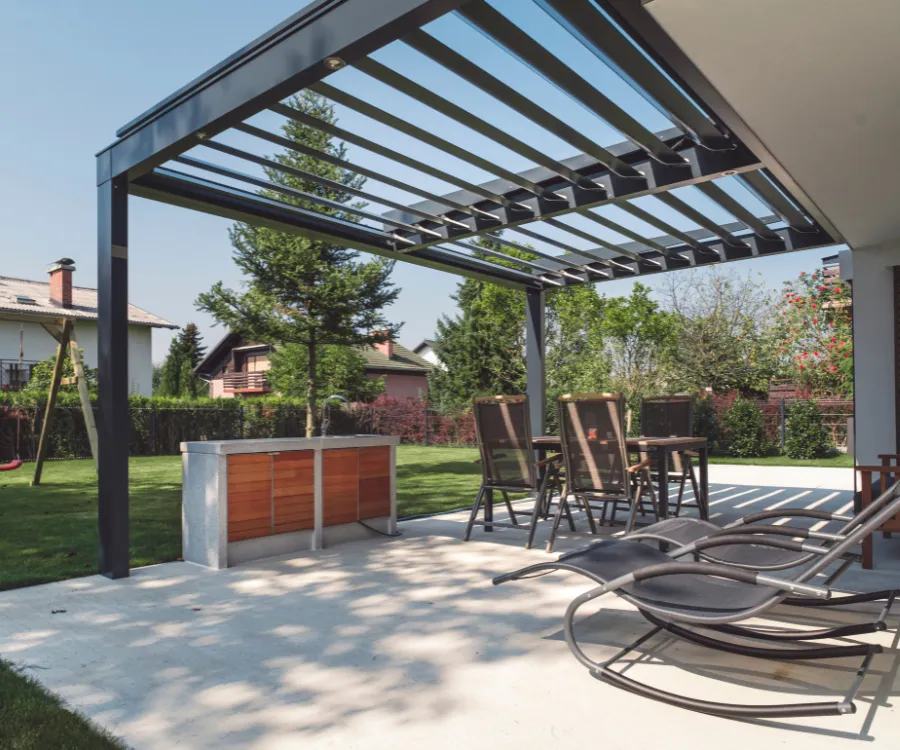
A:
0;459;23;472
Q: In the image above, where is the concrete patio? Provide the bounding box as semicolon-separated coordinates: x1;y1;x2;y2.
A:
1;466;899;749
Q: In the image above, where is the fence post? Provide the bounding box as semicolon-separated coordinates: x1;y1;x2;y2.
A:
239;406;245;439
151;407;157;455
780;398;786;452
423;402;430;446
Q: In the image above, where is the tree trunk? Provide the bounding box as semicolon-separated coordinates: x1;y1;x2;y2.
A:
305;341;317;437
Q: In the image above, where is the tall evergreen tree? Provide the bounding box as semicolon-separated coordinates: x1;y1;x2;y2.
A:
179;323;207;371
156;323;207;398
196;91;400;436
158;336;186;397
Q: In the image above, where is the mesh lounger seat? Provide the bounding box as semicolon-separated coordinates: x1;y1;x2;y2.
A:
493;479;900;719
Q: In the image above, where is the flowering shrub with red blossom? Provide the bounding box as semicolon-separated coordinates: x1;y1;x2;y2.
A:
774;268;853;396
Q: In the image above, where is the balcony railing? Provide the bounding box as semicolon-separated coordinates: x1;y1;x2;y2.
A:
222;371;270;394
0;359;40;392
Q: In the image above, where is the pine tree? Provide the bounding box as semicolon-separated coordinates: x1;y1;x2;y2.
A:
196;91;400;436
158;336;186;397
178;323;206;371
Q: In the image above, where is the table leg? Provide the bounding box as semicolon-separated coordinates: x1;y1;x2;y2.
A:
657;447;668;521
698;444;709;520
485;487;494;532
861;471;873;569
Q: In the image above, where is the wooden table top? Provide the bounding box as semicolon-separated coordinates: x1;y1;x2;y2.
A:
533;436;707;448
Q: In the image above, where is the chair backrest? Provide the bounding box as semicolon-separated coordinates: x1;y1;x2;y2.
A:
558;393;630;496
641;396;693;438
473;395;536;490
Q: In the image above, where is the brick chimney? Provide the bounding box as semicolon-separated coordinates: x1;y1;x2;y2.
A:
48;258;75;308
371;330;393;360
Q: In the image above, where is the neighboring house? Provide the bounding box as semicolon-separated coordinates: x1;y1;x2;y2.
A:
413;338;443;369
196;333;433;400
0;260;176;395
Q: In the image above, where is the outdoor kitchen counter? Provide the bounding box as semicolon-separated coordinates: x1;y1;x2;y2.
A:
180;435;400;569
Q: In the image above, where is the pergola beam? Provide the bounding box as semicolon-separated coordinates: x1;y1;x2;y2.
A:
130;167;544;290
97;0;470;182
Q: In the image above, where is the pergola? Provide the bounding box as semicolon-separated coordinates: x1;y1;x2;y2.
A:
96;0;839;578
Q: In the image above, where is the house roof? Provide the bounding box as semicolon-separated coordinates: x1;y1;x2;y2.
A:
413;339;436;354
362;342;433;374
0;275;177;329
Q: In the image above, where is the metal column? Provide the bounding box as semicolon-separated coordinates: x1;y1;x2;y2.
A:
525;288;546;437
97;175;130;579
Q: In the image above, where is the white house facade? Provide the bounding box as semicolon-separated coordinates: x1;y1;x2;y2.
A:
0;261;176;396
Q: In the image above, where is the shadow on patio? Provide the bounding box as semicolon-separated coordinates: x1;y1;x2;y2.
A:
1;477;899;749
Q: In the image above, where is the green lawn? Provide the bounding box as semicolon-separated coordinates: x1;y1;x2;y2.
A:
708;453;853;468
0;658;127;750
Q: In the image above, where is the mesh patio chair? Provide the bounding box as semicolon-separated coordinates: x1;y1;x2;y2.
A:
464;395;564;547
547;394;657;552
640;395;705;519
493;479;900;719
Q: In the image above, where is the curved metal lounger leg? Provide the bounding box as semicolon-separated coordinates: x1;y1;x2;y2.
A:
564;592;867;719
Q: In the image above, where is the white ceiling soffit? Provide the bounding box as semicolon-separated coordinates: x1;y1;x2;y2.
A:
645;0;900;250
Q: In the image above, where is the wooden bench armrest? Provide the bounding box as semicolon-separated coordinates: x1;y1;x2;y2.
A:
535;454;562;468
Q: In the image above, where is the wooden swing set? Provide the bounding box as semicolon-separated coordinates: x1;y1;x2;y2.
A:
29;318;99;485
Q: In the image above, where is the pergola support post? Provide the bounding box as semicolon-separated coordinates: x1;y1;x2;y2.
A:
97;174;130;579
525;288;546;437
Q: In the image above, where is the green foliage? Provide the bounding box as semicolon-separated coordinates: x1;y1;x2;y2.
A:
774;268;853;396
784;399;832;459
662;268;777;394
429;239;530;412
196;91;400;435
156;324;206;398
723;397;767;458
601;283;677;416
692;396;723;453
25;349;96;394
267;344;384;403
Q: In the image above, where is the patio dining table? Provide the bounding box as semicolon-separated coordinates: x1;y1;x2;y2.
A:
532;435;709;522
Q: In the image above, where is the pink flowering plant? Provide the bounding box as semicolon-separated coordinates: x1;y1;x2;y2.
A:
774;268;853;396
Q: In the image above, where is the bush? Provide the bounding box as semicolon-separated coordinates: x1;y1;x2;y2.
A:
692;396;723;453
723;397;767;457
785;399;831;459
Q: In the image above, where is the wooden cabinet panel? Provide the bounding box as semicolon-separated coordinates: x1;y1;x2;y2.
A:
227;453;272;542
273;451;314;533
359;446;391;520
323;449;359;526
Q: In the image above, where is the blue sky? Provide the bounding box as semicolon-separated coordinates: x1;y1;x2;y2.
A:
0;0;842;363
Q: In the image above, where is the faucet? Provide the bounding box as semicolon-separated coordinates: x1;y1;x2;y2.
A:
320;394;348;436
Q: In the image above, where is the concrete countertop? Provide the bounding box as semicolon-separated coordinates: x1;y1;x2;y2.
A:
180;435;400;455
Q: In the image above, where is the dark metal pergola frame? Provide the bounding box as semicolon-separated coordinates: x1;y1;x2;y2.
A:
96;0;838;578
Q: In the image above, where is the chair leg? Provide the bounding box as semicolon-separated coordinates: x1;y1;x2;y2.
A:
687;460;705;519
643;470;659;522
527;472;553;550
580;495;598;534
464;485;485;541
626;489;642;532
502;491;518;525
674;470;687;517
547;494;571;552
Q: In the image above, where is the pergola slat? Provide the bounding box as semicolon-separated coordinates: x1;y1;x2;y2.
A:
575;209;670;253
401;29;637;179
653;192;748;248
694;182;782;239
536;0;729;148
241;117;527;210
740;171;817;231
618;202;712;255
273;100;554;199
310;81;589;192
174;155;437;239
457;0;688;166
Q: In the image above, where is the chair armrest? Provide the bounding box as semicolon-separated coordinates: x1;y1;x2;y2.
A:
535;454;562;468
682;450;700;457
627;457;653;473
878;454;900;462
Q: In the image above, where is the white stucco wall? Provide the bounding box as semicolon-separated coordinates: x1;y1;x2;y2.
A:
842;244;900;465
0;319;156;396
